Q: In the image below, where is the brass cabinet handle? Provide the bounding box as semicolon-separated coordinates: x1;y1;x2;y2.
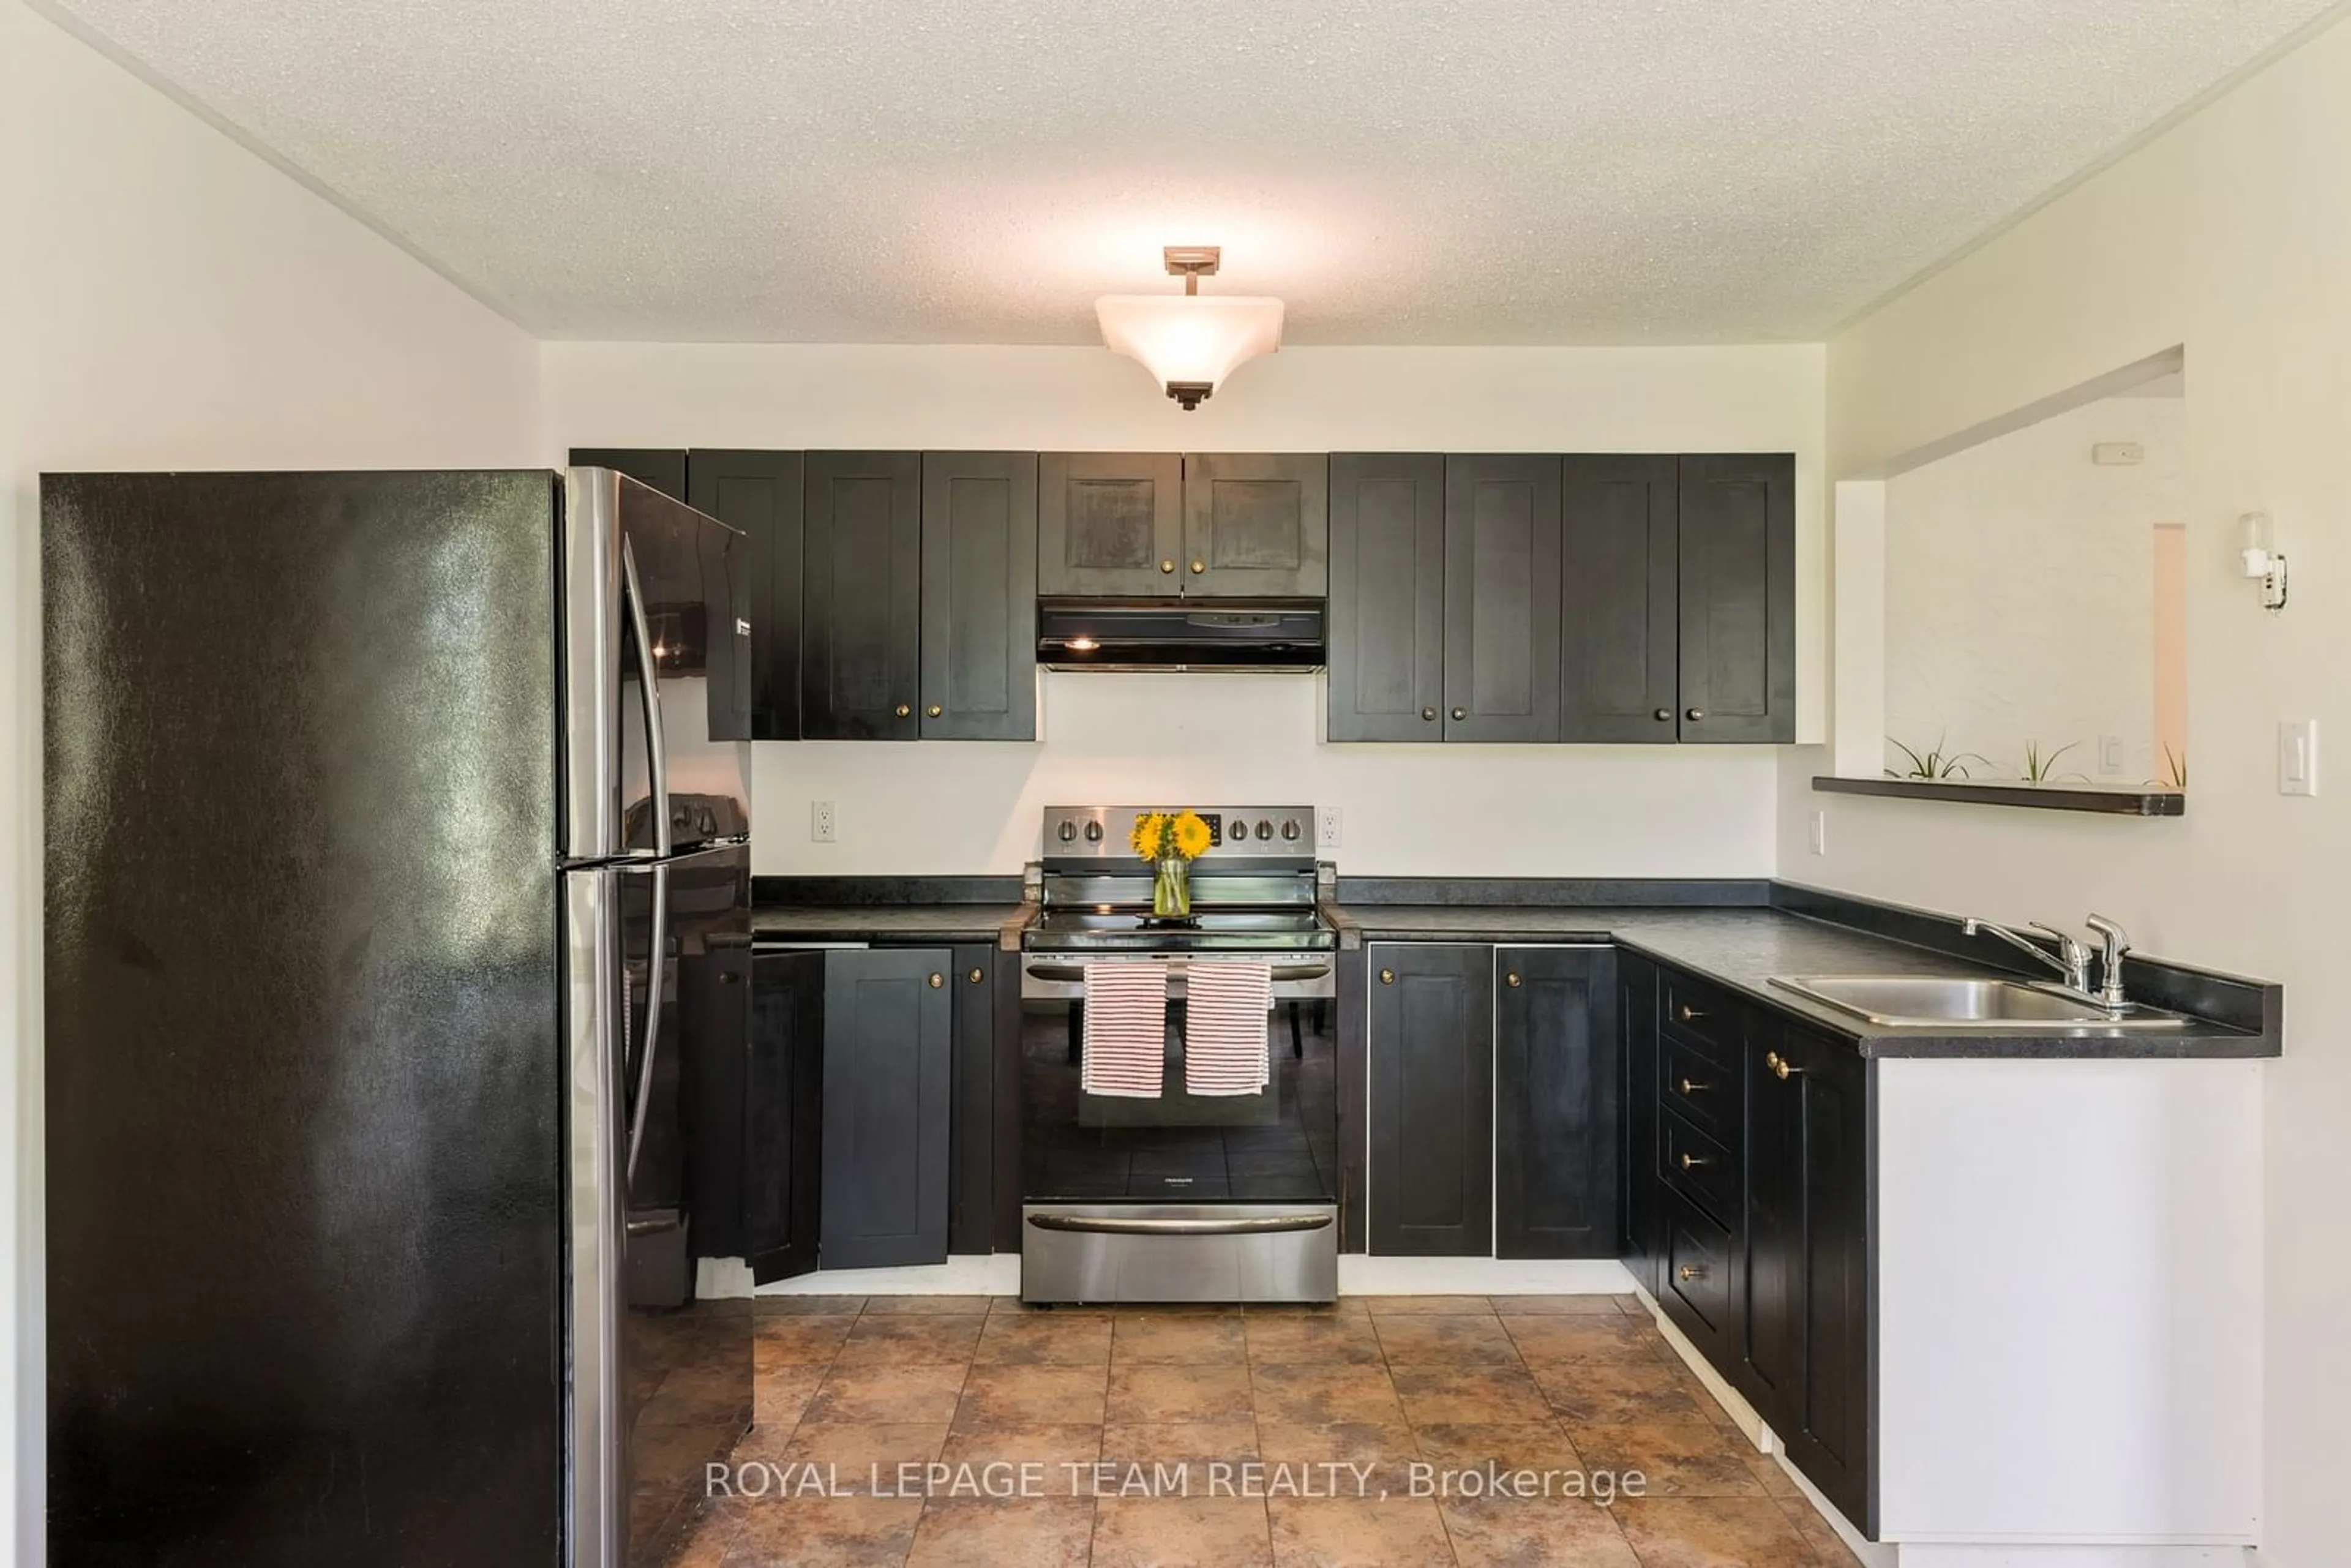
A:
1379;968;1395;985
1678;1152;1709;1171
1766;1049;1796;1081
1190;559;1206;574
895;703;912;718
1676;1003;1706;1023
1676;1077;1708;1095
1160;559;1176;574
1451;707;1468;721
1422;707;1438;721
928;973;944;989
1678;1264;1706;1283
1505;972;1522;988
1655;708;1673;722
1686;707;1705;721
967;967;984;983
927;703;943;718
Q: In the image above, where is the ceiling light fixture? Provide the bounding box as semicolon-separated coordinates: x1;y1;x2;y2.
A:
1096;246;1284;410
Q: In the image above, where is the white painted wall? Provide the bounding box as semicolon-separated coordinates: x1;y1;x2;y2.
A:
1785;13;2351;1562
1883;393;2184;782
0;3;545;1558
541;341;1826;874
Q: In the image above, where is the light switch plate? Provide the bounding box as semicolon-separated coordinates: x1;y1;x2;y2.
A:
1809;811;1827;856
2279;720;2319;797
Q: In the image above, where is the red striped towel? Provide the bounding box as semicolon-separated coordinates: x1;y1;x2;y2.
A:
1183;962;1272;1096
1081;962;1169;1098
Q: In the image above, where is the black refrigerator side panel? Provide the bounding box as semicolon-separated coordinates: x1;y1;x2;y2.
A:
42;471;566;1567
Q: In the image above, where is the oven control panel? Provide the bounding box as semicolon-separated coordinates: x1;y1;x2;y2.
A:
1041;805;1318;859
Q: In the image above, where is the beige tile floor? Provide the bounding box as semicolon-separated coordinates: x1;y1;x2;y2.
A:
661;1294;1862;1566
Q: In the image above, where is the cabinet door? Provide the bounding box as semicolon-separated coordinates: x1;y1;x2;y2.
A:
746;951;825;1283
1781;1024;1874;1532
1561;456;1679;743
1619;956;1662;1297
1328;454;1444;743
1741;1014;1803;1424
1494;947;1619;1259
1442;456;1561;743
1181;453;1329;597
1367;944;1493;1256
921;452;1037;740
1038;452;1183;597
571;447;687;502
803;452;921;740
689;449;804;741
947;945;996;1256
1678;454;1794;743
820;949;952;1270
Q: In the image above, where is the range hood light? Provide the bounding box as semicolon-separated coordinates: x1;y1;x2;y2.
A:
1065;636;1100;653
1097;246;1283;410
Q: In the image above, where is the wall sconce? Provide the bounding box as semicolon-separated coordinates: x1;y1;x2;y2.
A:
1097;246;1284;410
2239;512;2289;612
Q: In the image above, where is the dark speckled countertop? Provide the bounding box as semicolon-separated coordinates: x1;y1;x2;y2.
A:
1322;904;2274;1060
751;904;1032;948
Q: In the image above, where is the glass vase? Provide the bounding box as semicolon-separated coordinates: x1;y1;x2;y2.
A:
1152;856;1191;918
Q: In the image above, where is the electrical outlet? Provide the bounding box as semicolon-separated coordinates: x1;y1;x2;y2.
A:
1809;811;1827;857
1318;808;1343;850
2279;719;2319;797
811;800;837;842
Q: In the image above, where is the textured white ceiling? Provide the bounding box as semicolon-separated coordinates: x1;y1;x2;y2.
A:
40;0;2342;343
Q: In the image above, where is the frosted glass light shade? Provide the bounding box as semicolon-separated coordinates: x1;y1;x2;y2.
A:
1095;294;1284;405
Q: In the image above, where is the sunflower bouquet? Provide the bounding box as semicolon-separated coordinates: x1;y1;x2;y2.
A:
1130;809;1212;918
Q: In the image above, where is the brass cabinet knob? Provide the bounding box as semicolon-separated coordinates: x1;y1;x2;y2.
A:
928;973;944;989
895;703;912;718
1422;707;1438;721
1655;708;1673;722
967;967;983;983
1678;1152;1709;1170
926;703;943;718
1686;707;1704;721
1676;1003;1706;1023
1766;1049;1795;1081
1190;559;1206;574
1379;968;1395;985
1677;1077;1708;1095
1450;707;1468;721
1160;559;1176;573
1505;972;1522;988
1679;1264;1706;1283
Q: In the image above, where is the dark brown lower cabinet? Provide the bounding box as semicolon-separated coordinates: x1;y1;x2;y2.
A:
820;949;951;1269
1367;943;1493;1255
746;951;824;1283
1619;956;1662;1296
947;944;997;1255
1494;946;1618;1258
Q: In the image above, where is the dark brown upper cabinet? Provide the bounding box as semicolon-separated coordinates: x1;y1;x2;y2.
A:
1328;454;1445;741
1037;452;1183;597
1561;456;1680;743
1678;454;1795;743
802;451;922;740
688;449;804;741
1443;456;1562;743
920;452;1037;741
569;447;686;502
1180;454;1329;598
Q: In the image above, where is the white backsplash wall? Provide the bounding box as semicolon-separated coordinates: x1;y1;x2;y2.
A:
542;339;1827;879
757;672;1779;876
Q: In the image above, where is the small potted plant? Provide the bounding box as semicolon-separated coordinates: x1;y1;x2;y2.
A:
1130;809;1213;919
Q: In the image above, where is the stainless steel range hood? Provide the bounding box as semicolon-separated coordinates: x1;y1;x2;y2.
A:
1037;598;1324;672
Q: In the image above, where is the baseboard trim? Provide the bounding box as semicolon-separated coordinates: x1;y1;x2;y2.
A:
1337;1256;1637;1295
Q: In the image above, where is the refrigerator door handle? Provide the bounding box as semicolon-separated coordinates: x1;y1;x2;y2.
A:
626;859;670;1184
620;535;672;860
566;869;621;1568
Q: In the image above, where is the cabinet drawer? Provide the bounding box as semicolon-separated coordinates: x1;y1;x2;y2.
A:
1659;1107;1736;1225
1663;1195;1733;1336
1660;972;1738;1058
1659;1032;1739;1147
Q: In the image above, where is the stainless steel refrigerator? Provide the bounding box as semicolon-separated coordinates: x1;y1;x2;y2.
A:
42;468;754;1566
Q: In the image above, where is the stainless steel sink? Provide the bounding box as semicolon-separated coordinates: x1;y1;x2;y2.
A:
1768;975;2189;1029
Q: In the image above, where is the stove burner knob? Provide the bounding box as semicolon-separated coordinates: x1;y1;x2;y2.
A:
1230;820;1250;841
1057;820;1076;843
1084;821;1103;842
1281;818;1301;841
1256;819;1273;841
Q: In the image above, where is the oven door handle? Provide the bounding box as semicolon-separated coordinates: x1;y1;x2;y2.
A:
1025;1211;1334;1237
1024;961;1333;984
